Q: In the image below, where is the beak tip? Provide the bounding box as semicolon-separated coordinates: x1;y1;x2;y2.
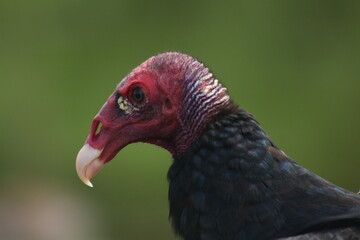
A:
76;144;103;188
84;179;94;188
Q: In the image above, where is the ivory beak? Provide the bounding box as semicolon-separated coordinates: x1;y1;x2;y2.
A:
76;144;104;187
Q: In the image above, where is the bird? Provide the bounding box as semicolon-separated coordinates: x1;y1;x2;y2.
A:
76;52;360;240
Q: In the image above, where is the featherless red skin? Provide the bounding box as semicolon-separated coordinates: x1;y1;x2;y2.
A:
87;57;180;161
85;53;230;163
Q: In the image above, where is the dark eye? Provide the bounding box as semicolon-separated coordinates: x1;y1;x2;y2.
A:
132;87;144;103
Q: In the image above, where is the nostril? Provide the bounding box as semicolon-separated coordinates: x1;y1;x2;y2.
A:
95;122;103;136
90;119;103;139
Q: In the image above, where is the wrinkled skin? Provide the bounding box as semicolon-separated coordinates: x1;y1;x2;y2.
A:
76;52;360;239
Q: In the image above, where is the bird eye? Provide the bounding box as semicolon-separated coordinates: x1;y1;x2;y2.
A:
132;87;145;103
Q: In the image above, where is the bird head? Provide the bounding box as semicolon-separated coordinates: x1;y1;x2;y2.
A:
76;52;231;187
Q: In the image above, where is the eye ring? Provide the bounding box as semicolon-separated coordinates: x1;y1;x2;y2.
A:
131;87;145;104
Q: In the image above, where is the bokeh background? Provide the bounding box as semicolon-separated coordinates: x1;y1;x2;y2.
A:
1;1;360;239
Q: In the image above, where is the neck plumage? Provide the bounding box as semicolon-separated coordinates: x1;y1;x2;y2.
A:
168;109;275;239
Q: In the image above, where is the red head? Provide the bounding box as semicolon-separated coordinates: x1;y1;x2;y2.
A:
76;52;231;186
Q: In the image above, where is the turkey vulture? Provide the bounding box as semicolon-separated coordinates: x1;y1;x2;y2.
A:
76;52;360;240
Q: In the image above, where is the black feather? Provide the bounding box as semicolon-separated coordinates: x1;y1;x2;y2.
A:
168;108;360;240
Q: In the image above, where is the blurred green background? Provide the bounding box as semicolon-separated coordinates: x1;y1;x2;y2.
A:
1;0;360;239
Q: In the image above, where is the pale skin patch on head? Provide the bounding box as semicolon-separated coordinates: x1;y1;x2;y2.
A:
117;96;139;114
199;73;212;82
203;78;221;94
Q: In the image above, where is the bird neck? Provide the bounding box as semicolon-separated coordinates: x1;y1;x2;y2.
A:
173;61;233;155
168;109;278;239
169;108;273;193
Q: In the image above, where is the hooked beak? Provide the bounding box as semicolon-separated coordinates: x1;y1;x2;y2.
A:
75;108;131;187
76;144;104;187
75;89;159;187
